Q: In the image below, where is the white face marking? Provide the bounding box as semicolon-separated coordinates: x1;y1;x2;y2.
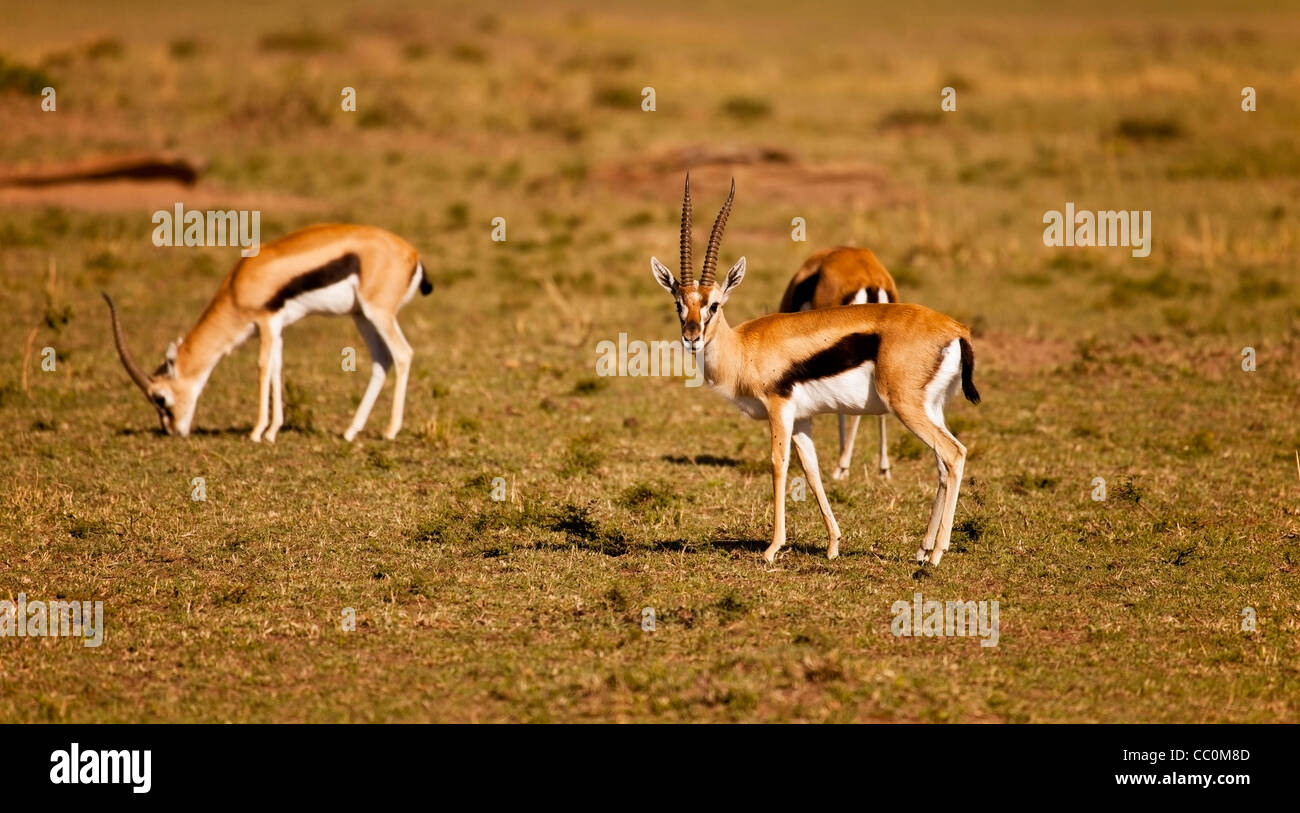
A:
789;361;888;419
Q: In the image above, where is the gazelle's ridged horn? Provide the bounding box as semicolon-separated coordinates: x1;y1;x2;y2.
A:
679;174;694;286
102;292;152;395
700;177;735;287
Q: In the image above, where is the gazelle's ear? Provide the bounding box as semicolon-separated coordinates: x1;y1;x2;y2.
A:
720;256;746;297
650;257;678;295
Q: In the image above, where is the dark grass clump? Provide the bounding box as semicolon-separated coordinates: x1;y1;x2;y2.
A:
719;95;771;122
0;55;54;95
592;84;641;109
548;502;629;556
258;28;343;54
1114;116;1184;142
878;108;943;130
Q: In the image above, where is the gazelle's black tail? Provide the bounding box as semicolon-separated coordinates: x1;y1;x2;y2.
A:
417;260;433;295
958;337;980;404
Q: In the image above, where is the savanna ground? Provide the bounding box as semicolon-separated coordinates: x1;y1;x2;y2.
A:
1;0;1298;722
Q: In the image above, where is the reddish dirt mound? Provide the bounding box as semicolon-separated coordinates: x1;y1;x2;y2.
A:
0;152;206;187
0;152;321;213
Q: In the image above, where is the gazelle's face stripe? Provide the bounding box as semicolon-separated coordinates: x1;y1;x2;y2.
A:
264;252;360;311
676;283;719;349
773;332;881;398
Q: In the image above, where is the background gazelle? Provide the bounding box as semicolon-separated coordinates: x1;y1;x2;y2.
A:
651;177;980;566
103;223;431;442
779;247;901;481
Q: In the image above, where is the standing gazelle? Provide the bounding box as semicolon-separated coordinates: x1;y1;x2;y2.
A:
651;178;980;566
103;223;431;442
779;247;900;481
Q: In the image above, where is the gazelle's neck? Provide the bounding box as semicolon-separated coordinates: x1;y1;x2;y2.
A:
699;308;746;398
175;292;254;385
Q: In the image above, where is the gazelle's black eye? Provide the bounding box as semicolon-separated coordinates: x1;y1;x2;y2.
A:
709;303;719;313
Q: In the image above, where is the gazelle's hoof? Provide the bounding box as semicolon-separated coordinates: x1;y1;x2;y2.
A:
915;547;928;563
342;429;359;442
831;466;850;481
250;429;265;443
879;467;892;480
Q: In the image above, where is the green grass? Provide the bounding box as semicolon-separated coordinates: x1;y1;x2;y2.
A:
0;0;1298;722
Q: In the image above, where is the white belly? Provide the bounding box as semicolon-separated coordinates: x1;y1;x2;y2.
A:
278;276;359;326
790;362;888;418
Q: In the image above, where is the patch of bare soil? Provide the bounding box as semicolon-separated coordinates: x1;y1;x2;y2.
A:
595;143;905;208
975;329;1075;376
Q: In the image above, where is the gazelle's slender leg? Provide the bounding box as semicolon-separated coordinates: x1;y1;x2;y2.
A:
762;403;795;563
250;319;276;442
890;401;955;563
922;451;950;558
791;417;842;558
877;415;891;479
264;330;285;443
344;313;393;442
931;434;967;565
372;317;413;440
832;414;861;480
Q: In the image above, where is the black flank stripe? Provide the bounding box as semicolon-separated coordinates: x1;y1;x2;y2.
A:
783;270;821;312
264;252;360;311
774;332;881;397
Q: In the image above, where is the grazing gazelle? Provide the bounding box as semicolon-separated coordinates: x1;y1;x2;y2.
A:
103;223;431;443
779;247;900;481
651;177;980;565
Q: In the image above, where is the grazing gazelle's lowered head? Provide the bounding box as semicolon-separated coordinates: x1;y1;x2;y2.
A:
104;223;433;442
651;178;981;567
104;293;201;436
